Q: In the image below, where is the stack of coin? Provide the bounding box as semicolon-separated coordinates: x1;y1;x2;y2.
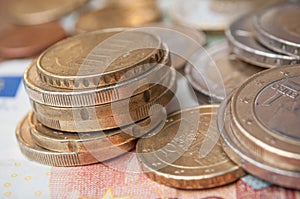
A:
16;28;177;166
137;105;245;189
226;1;300;68
0;0;88;59
218;64;300;189
74;0;161;34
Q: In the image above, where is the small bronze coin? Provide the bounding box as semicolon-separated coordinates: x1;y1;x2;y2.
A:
75;2;161;33
16;113;136;167
0;22;66;59
137;105;244;189
8;0;89;25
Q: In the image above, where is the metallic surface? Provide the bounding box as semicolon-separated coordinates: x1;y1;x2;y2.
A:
32;68;177;132
217;95;300;190
253;2;300;57
29;111;164;153
37;29;163;89
75;1;161;33
8;0;88;25
137;105;244;189
23;44;171;107
142;23;206;69
16;113;135;167
226;14;300;68
0;22;66;59
185;42;263;101
231;65;300;171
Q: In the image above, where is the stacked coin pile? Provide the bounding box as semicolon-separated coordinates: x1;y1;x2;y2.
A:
16;28;176;166
218;64;300;190
226;1;300;68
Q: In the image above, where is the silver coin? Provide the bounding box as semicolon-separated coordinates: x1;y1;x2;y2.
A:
253;1;300;58
217;94;300;190
226;14;300;68
185;42;263;101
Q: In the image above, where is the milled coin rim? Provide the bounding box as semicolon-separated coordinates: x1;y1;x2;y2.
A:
217;95;300;189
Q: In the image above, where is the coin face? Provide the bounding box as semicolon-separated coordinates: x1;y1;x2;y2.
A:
217;94;300;190
141;23;206;69
75;2;161;33
24;43;170;107
253;1;300;57
137;105;244;189
231;65;300;171
185;42;263;101
0;22;66;59
226;14;300;68
8;0;88;25
16;113;135;166
37;29;163;89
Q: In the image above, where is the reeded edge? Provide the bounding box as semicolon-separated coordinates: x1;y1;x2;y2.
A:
36;28;163;89
24;43;171;107
33;68;176;132
231;65;300;157
16;113;135;167
137;105;245;189
252;4;300;58
217;95;300;190
225;15;300;68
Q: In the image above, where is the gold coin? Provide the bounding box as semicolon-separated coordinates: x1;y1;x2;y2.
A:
28;111;164;153
16;113;135;167
31;68;176;132
24;43;170;107
8;0;88;25
74;2;161;33
218;94;300;190
37;29;163;90
185;42;263;101
136;105;244;189
231;65;300;172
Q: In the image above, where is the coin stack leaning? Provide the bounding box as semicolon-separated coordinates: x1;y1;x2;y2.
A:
218;64;300;190
226;1;300;68
16;28;176;167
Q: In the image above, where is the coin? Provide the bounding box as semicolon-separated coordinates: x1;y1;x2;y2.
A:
217;94;300;190
226;14;300;68
28;111;164;153
0;22;66;59
137;105;244;189
16;113;135;167
74;2;161;33
8;0;88;25
141;23;206;69
31;68;176;132
230;65;300;172
169;0;262;31
24;43;170;107
253;1;300;58
185;42;263;101
37;29;163;89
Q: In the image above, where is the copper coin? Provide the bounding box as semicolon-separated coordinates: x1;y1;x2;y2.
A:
0;22;66;59
137;105;244;189
8;0;89;25
74;2;161;33
31;68;176;132
16;113;136;167
37;28;163;90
